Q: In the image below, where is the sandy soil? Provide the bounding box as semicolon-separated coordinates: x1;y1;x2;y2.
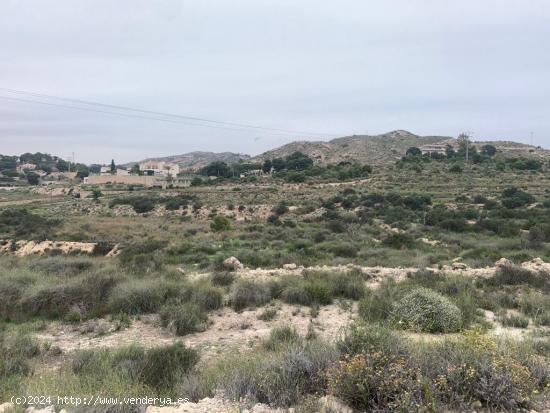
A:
34;303;356;360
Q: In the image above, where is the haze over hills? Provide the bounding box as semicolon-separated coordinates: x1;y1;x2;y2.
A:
124;151;250;171
126;130;550;169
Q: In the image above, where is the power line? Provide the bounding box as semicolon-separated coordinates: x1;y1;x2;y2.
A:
0;87;333;137
0;94;316;137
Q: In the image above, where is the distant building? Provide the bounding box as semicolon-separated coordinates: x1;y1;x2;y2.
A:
116;168;129;176
239;169;263;178
420;144;447;155
83;174;191;188
17;163;37;172
139;161;180;177
100;166;112;176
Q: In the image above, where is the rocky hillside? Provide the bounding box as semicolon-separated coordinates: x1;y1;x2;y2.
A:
126;151;250;171
252;130;550;165
126;131;549;169
252;130;450;165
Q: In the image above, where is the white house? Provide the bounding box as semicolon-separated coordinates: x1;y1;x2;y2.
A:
138;161;180;177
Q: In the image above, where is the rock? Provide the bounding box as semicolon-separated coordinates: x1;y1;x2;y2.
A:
318;396;354;413
283;263;297;270
25;406;55;413
0;403;14;413
451;262;468;270
223;256;243;271
106;243;121;257
495;258;512;268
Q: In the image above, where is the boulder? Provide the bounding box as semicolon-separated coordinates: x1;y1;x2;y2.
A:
495;258;512;268
283;263;297;270
0;403;14;413
223;256;243;271
451;262;468;270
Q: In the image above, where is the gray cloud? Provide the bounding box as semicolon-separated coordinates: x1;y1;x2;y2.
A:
0;0;548;163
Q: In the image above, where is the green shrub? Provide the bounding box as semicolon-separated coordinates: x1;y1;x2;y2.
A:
183;283;224;311
486;266;548;290
358;280;401;323
501;187;535;209
382;233;415;249
110;196;156;213
210;215;231;232
143;342;199;391
108;279;176;315
214;339;338;407
29;257;93;276
392;288;462;333
211;272;235;286
160;303;208;336
330;330;548;411
499;313;529;328
280;285;313;306
0;208;61;239
71;342;198;394
263;325;301;351
229;280;271;311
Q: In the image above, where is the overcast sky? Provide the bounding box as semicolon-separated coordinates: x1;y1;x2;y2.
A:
0;0;549;164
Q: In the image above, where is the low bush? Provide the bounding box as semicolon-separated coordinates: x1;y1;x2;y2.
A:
0;208;61;239
107;279;178;315
213;339;338;407
160;302;208;336
71;342;198;394
210;215;231;232
29;257;93;276
211;272;235;286
486;266;548;291
391;288;462;333
182;282;224;311
229;280;272;311
263;325;301;351
382;233;415;249
499;313;529;328
358;279;402;323
330;328;550;411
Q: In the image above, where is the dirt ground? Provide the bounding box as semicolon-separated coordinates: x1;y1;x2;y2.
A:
35;303;356;362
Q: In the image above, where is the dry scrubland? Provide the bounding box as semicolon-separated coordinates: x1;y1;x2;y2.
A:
1;159;550;413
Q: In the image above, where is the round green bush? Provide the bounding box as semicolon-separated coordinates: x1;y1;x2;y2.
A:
392;288;462;333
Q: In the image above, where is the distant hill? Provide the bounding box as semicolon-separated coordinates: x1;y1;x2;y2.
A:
252;130;550;165
126;151;250;171
125;131;549;170
251;130;450;165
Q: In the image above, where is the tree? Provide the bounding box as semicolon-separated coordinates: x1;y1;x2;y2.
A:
285;152;313;171
445;145;456;159
0;156;17;171
457;133;472;160
110;159;116;174
56;159;69;172
26;172;40;185
272;158;286;172
480;144;497;157
89;164;102;174
191;177;204;186
406;147;422;157
202;161;231;178
262;159;272;173
130;164;140;175
75;165;89;180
